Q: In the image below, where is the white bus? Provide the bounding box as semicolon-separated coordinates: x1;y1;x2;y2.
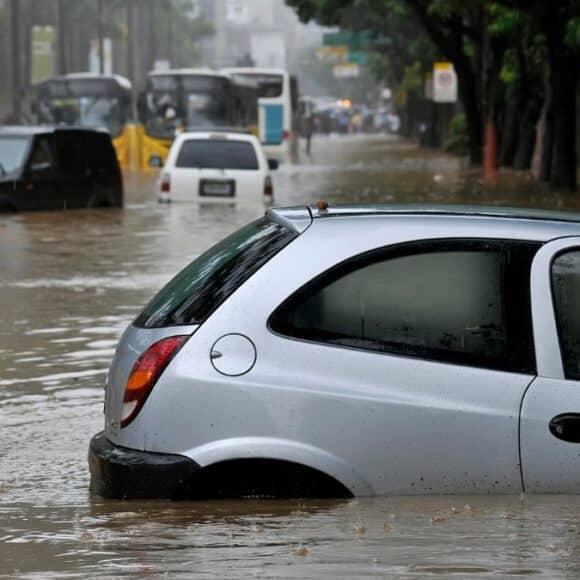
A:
222;68;298;162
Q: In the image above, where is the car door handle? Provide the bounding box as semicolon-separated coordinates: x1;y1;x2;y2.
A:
549;413;580;443
210;349;223;360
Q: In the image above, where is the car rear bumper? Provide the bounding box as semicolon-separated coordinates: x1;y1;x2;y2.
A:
89;432;200;499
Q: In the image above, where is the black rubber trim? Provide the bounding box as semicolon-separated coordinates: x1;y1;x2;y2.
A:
89;432;200;499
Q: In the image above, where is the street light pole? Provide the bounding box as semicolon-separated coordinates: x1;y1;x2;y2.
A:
168;0;174;67
127;0;134;80
97;0;105;74
56;0;67;75
10;0;22;121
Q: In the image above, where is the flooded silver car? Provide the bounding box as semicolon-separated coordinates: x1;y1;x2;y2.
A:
90;203;580;501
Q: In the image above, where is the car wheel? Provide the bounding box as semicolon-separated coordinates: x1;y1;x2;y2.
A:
0;196;17;213
88;192;114;209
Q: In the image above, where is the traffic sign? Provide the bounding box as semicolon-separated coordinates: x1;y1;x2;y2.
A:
324;31;373;49
433;62;457;103
333;63;360;79
347;52;368;65
316;46;349;63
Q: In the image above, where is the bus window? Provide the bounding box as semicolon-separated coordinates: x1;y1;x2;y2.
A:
144;74;235;139
232;74;283;98
183;76;233;129
37;78;127;137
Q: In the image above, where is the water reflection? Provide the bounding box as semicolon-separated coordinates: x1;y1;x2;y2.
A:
2;134;580;577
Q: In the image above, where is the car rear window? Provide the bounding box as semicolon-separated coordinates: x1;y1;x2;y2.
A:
175;139;259;170
134;217;297;328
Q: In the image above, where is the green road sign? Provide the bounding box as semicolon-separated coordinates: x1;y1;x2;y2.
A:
323;30;373;49
347;52;369;65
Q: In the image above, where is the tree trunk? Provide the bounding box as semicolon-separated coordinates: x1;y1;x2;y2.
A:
513;102;538;170
500;100;520;167
456;61;483;165
405;2;483;164
539;102;554;182
548;51;577;190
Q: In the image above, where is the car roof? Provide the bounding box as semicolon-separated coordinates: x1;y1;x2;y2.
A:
267;204;580;237
308;203;580;223
0;125;105;137
177;131;259;144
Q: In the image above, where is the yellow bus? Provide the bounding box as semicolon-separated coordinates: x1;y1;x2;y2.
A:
36;74;139;170
139;69;259;170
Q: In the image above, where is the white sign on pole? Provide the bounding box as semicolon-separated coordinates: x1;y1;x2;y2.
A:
185;0;201;19
89;38;113;75
433;62;458;103
226;0;249;24
332;63;360;79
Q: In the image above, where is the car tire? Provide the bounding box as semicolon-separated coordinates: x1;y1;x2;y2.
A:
0;196;17;213
88;192;115;209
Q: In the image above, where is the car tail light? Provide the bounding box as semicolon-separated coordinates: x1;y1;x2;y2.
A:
121;335;188;428
264;176;273;197
283;130;291;141
160;173;171;193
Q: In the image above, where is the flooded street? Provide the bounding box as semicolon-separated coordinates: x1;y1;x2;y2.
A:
3;134;580;578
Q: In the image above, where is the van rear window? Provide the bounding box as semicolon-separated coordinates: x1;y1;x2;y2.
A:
134;217;297;328
176;140;259;170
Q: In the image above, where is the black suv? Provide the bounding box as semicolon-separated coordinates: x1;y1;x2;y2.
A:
0;126;123;212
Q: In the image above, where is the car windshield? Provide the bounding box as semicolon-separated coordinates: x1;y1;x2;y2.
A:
38;97;123;136
176;139;259;170
0;137;30;177
134;217;297;328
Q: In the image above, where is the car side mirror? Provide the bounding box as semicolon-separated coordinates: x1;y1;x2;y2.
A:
30;161;52;174
148;155;163;168
267;159;279;171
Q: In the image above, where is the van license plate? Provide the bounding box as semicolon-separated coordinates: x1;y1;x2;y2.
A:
200;180;235;197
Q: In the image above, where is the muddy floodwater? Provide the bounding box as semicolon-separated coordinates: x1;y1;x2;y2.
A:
3;135;580;578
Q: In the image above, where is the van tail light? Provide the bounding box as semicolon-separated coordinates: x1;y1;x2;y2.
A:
121;335;188;428
160;173;171;193
283;130;291;141
264;176;274;197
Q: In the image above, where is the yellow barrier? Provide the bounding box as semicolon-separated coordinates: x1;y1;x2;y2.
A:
138;126;173;172
112;125;142;172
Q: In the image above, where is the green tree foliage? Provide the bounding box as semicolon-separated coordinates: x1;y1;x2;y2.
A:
286;0;580;190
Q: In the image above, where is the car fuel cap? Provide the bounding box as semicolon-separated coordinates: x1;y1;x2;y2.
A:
210;334;257;376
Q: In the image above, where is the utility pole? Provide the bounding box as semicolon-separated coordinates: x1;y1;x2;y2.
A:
97;0;104;74
10;0;22;121
126;0;138;120
127;0;134;80
168;0;174;67
56;0;67;75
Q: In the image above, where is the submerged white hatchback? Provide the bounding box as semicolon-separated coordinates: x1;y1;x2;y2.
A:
157;131;276;204
90;204;580;499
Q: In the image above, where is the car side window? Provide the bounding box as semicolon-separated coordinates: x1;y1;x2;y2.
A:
552;250;580;380
27;136;56;175
54;133;87;176
270;240;538;374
